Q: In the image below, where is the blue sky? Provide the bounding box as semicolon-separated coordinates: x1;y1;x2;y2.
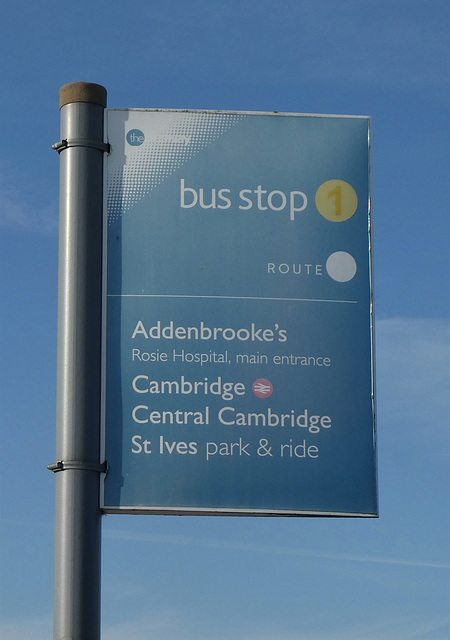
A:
1;1;449;638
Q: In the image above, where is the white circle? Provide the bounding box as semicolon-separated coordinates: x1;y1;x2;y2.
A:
326;251;357;282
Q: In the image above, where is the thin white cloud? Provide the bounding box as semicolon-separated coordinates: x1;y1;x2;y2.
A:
101;609;450;640
276;612;450;640
5;608;448;640
0;183;58;234
375;317;450;446
103;610;194;640
104;528;450;571
0;615;52;640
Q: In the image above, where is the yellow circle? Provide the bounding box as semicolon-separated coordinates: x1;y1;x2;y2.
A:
315;180;358;222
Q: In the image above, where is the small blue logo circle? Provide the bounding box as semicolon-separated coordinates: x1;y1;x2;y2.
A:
126;129;145;146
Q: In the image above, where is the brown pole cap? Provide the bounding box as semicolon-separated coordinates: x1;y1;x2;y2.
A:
59;82;107;109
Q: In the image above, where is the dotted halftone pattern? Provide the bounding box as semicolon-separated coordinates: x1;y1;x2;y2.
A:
107;111;245;225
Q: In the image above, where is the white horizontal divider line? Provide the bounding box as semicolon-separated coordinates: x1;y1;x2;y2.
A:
107;293;357;304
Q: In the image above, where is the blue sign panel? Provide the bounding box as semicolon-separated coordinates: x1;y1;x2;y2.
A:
102;109;377;516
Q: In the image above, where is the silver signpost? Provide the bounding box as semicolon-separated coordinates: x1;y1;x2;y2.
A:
49;82;108;640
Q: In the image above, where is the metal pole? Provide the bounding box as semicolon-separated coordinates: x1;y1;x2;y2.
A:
50;82;107;640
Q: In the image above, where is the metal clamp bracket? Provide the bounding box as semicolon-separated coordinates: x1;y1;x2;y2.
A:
47;460;108;474
52;138;111;154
